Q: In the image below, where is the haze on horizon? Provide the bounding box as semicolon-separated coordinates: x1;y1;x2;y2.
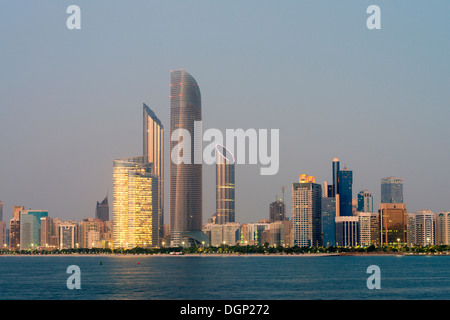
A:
0;1;449;224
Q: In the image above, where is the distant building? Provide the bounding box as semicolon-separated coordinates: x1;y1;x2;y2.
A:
95;196;109;222
357;190;373;213
0;221;6;249
338;168;353;217
414;210;435;246
247;223;270;246
58;222;76;249
322;197;337;247
291;174;322;247
335;216;359;247
379;203;407;246
78;218;105;248
9;218;20;249
19;210;48;250
270;200;286;222
40;217;53;249
435;212;450;245
0;201;3;221
356;212;379;246
266;220;291;247
381;177;403;204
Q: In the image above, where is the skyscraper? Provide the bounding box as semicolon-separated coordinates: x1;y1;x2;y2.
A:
291;174;322;247
0;201;3;221
270;199;286;222
381;177;403;204
436;212;450;245
338;168;353;216
143;103;164;232
216;145;235;224
113;156;159;249
378;203;407;246
414;210;434;246
95;196;109;222
170;70;203;247
357;190;373;213
321;196;336;247
332;158;340;197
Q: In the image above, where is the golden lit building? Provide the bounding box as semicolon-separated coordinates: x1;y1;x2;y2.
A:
378;203;407;246
113;156;159;249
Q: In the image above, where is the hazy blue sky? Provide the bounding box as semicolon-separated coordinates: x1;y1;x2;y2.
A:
0;1;449;224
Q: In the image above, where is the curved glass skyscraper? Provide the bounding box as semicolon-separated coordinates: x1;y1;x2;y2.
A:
170;70;203;247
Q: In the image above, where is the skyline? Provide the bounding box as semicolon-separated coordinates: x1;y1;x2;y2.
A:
1;1;449;224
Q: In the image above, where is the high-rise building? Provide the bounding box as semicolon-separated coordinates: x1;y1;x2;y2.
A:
58;222;76;249
247;223;270;246
335;216;359;247
9;218;20;250
78;218;105;248
113;156;159;249
356;212;379;246
13;206;24;220
414;210;434;246
40;217;53;249
381;177;403;204
216;145;235;224
0;201;3;221
332;158;340;197
19;210;48;250
95;196;109;222
270;199;286;222
266;220;291;247
378;203;407;246
143;103;164;235
435;212;450;245
322;197;337;247
357;190;373;213
0;221;6;249
291;174;322;247
170;70;203;247
338;168;353;216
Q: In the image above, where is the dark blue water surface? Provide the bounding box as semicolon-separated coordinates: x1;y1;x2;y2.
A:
0;255;449;300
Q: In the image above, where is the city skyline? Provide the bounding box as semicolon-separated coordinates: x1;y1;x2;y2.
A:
1;2;449;225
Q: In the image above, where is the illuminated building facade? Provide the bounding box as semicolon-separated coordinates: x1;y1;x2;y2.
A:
170;70;203;247
113;156;159;249
436;212;450;245
19;210;48;250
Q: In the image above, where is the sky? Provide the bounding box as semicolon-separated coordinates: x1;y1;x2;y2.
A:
0;1;449;224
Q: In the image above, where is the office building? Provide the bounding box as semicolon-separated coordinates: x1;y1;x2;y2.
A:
338;168;353;216
0;221;6;249
357;212;379;246
216;145;235;224
78;218;105;248
291;174;322;247
40;217;53;249
19;210;48;250
58;222;76;249
322;197;337;247
270;199;286;222
9;218;20;249
335;216;359;247
435;212;450;245
357;190;373;213
113;156;159;249
12;206;24;220
379;203;407;246
414;210;435;246
170;69;204;247
381;177;403;204
143;103;164;235
0;201;3;221
247;223;270;246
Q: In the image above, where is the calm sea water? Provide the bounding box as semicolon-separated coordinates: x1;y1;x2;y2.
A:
0;255;449;300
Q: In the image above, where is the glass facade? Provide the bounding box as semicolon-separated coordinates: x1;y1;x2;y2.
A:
19;210;48;250
95;196;109;222
357;190;373;213
381;177;403;204
338;169;353;217
113;156;159;249
379;203;407;245
335;216;359;247
321;197;336;247
143;103;164;230
216;146;235;224
170;70;202;247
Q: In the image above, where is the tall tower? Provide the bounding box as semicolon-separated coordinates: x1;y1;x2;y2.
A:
291;174;322;247
113;156;159;249
143;103;164;231
338;167;353;216
216;145;235;224
332;158;340;197
381;177;403;204
170;70;203;247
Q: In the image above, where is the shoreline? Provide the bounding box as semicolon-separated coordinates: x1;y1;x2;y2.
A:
1;252;448;257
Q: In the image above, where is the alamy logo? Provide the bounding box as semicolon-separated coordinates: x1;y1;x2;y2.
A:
66;265;81;289
171;122;279;175
366;265;381;289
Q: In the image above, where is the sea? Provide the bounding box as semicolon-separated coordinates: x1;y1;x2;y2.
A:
0;254;449;300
